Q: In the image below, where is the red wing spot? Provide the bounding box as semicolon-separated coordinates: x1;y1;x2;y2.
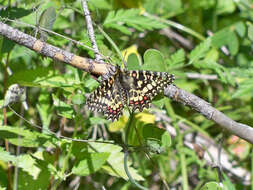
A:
143;96;148;100
109;109;113;113
132;72;137;77
117;108;120;112
135;101;139;105
130;100;134;104
140;100;144;104
113;110;117;114
109;79;113;84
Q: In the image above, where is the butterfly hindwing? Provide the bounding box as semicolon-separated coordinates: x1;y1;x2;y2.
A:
87;75;126;121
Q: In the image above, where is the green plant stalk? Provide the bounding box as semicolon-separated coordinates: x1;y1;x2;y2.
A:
144;12;205;41
97;25;124;62
165;98;189;190
52;115;79;190
124;113;148;190
175;115;210;137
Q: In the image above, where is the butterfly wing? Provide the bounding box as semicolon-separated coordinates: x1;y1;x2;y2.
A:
123;70;175;112
86;76;127;121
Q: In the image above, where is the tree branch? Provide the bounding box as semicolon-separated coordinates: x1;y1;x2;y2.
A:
0;21;109;76
1;21;252;144
165;85;253;144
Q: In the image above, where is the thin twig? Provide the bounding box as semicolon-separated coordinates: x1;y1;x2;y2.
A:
186;73;218;80
81;0;103;62
160;28;193;50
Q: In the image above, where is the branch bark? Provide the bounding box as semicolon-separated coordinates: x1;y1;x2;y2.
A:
0;21;109;76
81;0;103;63
1;21;253;144
165;85;253;144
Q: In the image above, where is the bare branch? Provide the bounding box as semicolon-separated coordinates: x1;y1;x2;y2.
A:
186;73;218;80
0;21;109;76
160;28;193;50
165;85;253;144
1;21;253;144
81;0;103;63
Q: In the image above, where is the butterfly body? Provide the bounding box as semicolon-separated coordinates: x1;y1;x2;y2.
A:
87;68;175;121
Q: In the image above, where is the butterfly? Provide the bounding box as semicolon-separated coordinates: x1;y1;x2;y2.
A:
87;67;175;121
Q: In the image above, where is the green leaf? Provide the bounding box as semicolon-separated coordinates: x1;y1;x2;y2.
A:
36;90;53;132
72;94;85;105
18;151;51;190
127;53;141;70
189;38;211;65
0;7;33;19
211;29;239;55
88;141;144;181
89;0;112;10
0;126;56;148
52;94;74;119
0;148;51;187
142;49;166;71
222;172;236;190
200;182;222;190
89;117;109;125
217;0;235;15
0;147;17;163
103;9;166;35
7;67;79;88
72;152;110;176
166;49;185;68
232;79;253;98
38;7;56;41
247;22;253;42
161;132;171;148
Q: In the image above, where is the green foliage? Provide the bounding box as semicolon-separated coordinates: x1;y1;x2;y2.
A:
103;9;166;35
0;0;253;189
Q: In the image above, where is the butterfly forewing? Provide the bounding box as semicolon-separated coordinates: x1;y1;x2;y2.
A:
123;70;174;112
87;68;175;121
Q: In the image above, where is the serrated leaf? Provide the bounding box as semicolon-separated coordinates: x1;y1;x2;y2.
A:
166;49;185;68
232;79;253;98
88;141;144;181
72;152;110;176
103;9;166;35
189;38;211;65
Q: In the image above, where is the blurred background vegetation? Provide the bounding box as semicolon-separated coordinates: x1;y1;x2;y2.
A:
0;0;253;189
